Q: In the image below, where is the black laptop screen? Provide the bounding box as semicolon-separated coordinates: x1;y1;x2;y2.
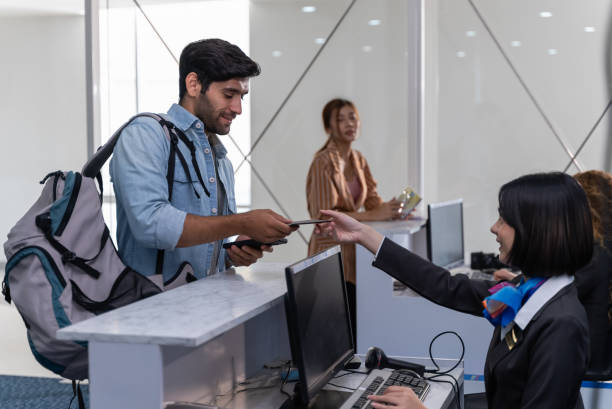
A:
285;246;354;404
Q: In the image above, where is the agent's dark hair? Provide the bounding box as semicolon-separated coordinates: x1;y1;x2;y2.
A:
317;98;359;153
178;38;260;100
498;172;593;277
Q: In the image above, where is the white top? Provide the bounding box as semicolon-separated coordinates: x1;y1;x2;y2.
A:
56;263;288;347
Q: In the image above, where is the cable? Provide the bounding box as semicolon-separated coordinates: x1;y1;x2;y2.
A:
279;362;293;400
426;373;461;409
427;330;465;375
423;330;465;409
325;382;356;391
333;369;369;379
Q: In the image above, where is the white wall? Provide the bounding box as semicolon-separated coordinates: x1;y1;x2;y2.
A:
425;0;612;257
0;14;86;377
0;15;87;263
249;0;420;262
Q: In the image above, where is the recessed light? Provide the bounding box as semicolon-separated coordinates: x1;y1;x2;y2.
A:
302;6;316;13
466;30;476;37
584;26;596;32
456;51;466;58
362;45;373;53
539;11;552;18
510;40;522;47
368;19;381;26
272;50;282;57
547;48;558;55
314;38;326;45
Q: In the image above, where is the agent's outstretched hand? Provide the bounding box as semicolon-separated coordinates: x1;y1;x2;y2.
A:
316;209;384;254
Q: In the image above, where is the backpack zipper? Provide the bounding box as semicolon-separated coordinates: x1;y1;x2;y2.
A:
54;173;82;236
4;246;68;304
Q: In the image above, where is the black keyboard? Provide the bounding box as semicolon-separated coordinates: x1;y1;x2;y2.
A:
346;369;430;409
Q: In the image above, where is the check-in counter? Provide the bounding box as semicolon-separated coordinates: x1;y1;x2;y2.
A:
58;261;463;409
57;263;291;409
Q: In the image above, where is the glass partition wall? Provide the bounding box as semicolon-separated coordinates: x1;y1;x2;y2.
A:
92;0;612;265
426;0;612;255
94;0;420;263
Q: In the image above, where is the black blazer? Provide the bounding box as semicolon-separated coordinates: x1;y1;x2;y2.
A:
508;243;612;371
373;238;589;409
574;243;612;371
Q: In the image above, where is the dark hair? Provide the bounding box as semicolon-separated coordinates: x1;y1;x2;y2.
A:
498;172;593;277
574;170;612;245
317;98;359;153
178;38;260;100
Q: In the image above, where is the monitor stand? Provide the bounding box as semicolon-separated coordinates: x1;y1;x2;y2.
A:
279;389;352;409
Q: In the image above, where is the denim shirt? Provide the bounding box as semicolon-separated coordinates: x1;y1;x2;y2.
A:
109;104;237;281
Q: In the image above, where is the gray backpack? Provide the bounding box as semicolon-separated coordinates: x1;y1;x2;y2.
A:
2;113;198;380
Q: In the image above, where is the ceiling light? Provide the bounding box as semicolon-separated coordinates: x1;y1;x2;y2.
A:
539;11;552;18
465;30;476;37
272;50;282;57
510;40;522;47
456;51;466;58
362;45;373;53
584;26;596;32
302;6;316;13
368;19;381;26
547;48;558;55
314;38;326;45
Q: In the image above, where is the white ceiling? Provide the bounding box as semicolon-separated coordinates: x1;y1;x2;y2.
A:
0;0;83;16
0;0;246;17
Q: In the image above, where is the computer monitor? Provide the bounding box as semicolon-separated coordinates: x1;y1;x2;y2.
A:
284;246;354;406
427;199;465;269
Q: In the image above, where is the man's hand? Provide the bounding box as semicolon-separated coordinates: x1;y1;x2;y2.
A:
368;386;426;409
226;235;272;267
177;209;298;248
239;209;297;242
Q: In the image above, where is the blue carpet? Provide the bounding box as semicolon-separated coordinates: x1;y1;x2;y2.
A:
0;375;89;409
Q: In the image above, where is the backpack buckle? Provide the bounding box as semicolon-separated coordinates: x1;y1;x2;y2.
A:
2;281;10;304
62;251;76;263
35;213;52;233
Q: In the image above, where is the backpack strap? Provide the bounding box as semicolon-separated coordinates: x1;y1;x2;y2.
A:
153;121;211;276
35;213;102;280
70;380;86;409
82;113;212;277
82;113;167;177
174;128;211;197
167;130;203;199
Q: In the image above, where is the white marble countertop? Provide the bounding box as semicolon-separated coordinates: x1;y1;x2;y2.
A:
56;262;288;347
364;217;427;234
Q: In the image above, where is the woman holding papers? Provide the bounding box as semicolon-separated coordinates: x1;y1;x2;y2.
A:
317;172;591;409
306;98;401;341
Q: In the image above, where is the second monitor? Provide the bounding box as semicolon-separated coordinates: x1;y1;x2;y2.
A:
427;198;465;269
